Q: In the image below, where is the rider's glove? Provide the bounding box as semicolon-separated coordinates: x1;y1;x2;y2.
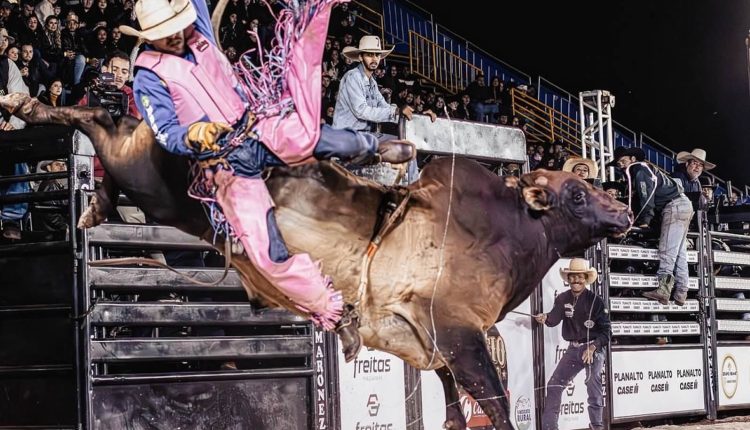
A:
185;122;233;154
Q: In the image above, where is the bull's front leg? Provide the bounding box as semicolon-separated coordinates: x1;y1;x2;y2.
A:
435;366;468;430
78;173;120;229
438;327;512;430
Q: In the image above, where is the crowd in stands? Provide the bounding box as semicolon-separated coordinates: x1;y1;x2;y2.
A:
1;0;748;242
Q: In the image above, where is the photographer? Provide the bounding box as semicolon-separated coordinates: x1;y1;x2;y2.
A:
77;50;140;180
77;50;139;119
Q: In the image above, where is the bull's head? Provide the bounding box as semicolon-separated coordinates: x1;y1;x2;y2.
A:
518;169;632;254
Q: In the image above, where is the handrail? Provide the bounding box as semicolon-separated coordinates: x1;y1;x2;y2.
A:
351;0;385;44
434;24;531;84
408;30;481;94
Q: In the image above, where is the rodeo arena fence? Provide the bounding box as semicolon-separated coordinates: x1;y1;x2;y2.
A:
2;116;750;430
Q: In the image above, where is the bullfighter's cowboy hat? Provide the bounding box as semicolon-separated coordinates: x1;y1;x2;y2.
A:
676;148;715;170
119;0;196;42
559;258;597;285
562;156;599;179
605;146;646;168
342;35;394;61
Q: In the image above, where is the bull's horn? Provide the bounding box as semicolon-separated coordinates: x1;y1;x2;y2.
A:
534;176;548;186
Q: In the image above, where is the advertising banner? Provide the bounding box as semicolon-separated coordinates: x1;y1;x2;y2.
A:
338;347;407;430
611;348;705;419
717;345;750;408
420;298;536;430
541;258;592;430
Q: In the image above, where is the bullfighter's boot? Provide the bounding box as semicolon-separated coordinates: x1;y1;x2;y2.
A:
335;304;362;363
642;274;675;305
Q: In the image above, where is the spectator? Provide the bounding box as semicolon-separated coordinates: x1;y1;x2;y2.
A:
74;0;96;29
602;181;626;201
90;0;116;28
0;53;31;241
61;13;88;84
108;26;134;55
562;157;598;180
17;42;52;96
454;93;474;120
322;48;343;81
34;159;69;234
607;146;694;306
219;12;243;51
464;72;498;123
333;35;436;146
86;25;109;67
223;45;238;63
321;73;336;107
0;1;12;30
35;0;57;27
5;44;18;61
0;18;10;57
433;96;447;118
19;14;44;48
39;15;63;66
672;148;715;193
38;78;64;106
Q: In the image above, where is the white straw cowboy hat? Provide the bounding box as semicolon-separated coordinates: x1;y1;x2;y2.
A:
559;258;597;285
676;148;715;170
119;0;196;42
562;157;599;179
342;35;394;61
0;27;14;45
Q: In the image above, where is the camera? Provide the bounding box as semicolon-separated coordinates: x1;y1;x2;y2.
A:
86;71;128;120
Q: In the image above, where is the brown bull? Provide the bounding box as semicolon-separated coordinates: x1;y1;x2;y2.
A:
0;93;630;430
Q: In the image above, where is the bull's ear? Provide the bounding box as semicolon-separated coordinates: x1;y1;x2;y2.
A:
523;186;551;211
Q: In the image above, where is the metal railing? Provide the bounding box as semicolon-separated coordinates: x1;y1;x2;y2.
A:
408;31;481;95
350;0;385;44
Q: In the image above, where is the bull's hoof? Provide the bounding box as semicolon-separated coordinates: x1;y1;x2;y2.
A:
377;139;416;164
335;305;362;363
77;200;107;229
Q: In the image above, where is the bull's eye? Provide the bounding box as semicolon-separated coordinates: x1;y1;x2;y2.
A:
574;191;586;205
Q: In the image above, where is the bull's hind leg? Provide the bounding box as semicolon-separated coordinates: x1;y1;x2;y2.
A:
435;366;467;430
438;328;512;430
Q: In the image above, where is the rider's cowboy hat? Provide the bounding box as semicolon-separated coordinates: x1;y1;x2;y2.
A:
605;146;646;168
676;148;715;170
342;35;394;61
119;0;196;42
559;258;597;285
562;156;599;179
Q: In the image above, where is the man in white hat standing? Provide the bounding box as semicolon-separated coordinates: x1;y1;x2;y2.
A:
120;0;414;362
333;34;436;145
534;258;610;430
672;148;715;193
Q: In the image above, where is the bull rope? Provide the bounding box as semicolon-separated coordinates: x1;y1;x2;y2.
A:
404;107;461;427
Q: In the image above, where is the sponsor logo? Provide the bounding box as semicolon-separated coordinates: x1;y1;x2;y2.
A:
314;329;327;429
367;394;380;417
514;396;533;430
356;393;393;430
721;355;738;399
353;355;392;380
459;393;491;426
